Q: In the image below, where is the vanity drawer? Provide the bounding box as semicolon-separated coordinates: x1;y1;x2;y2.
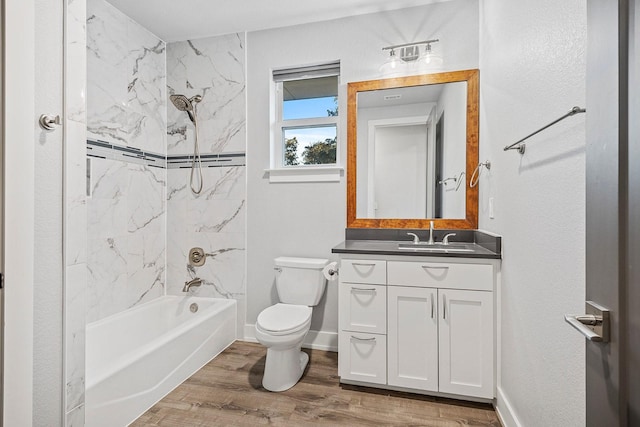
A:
339;283;386;334
387;261;493;291
340;259;387;284
339;332;387;385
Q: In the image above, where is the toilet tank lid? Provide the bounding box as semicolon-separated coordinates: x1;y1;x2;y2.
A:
275;257;329;269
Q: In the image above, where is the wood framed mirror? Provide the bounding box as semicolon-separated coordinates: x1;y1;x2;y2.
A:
347;69;479;229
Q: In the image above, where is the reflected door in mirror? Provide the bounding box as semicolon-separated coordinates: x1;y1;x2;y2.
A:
372;123;429;218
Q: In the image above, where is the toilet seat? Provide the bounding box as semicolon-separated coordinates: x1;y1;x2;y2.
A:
257;303;312;336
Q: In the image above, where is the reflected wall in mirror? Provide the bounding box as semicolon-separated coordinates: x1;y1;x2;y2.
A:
347;69;479;229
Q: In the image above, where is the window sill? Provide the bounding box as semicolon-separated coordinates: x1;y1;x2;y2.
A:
265;166;344;183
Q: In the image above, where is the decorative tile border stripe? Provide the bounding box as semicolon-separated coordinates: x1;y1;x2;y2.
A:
87;139;245;169
166;152;246;169
87;139;167;168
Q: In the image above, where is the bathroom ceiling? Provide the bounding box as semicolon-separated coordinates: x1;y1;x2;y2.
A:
106;0;449;42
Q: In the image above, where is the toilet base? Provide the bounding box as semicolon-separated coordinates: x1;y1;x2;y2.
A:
262;346;309;392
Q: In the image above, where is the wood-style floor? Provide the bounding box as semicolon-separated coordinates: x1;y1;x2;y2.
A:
132;341;501;426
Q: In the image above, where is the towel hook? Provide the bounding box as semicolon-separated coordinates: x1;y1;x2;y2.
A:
470;161;491;188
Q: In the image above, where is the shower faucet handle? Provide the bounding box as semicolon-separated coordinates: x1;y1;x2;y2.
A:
189;247;206;267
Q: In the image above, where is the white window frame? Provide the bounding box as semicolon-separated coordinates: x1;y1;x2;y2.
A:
267;62;343;183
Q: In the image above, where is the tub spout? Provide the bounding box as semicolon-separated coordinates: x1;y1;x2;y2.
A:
183;277;203;292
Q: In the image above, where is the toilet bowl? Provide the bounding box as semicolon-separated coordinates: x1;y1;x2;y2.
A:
255;257;329;392
255;303;312;391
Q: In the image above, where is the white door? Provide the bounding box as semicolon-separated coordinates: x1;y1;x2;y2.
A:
373;124;428;218
438;289;494;398
387;286;438;391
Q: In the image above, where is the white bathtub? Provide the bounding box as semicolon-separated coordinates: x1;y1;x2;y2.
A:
85;296;236;427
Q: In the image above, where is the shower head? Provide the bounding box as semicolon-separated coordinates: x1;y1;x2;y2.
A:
170;94;202;123
170;94;191;111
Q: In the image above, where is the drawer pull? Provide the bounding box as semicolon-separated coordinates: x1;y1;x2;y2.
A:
352;262;376;267
442;294;447;320
351;287;376;292
350;335;376;342
431;293;435;319
421;265;449;270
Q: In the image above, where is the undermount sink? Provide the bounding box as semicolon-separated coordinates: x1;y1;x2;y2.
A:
397;242;475;253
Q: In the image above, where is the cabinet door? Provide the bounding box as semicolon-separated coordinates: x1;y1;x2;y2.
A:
438;289;494;398
388;286;438;391
338;332;387;384
339;283;386;334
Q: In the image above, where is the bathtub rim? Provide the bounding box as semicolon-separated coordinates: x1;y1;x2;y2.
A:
86;295;237;391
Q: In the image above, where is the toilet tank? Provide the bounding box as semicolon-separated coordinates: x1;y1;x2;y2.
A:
274;257;329;306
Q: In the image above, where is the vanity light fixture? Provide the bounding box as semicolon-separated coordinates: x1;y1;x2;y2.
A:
380;39;441;75
420;42;443;68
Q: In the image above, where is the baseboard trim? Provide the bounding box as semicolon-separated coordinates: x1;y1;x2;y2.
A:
495;387;522;427
243;324;338;352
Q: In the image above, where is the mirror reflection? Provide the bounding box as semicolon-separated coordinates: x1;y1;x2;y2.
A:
346;69;479;229
356;82;467;219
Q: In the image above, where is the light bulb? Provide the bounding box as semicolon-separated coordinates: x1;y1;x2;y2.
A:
379;49;403;76
418;43;443;71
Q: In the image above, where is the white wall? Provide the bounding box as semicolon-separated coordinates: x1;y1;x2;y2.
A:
479;1;586;426
246;0;479;344
34;0;64;423
4;0;35;424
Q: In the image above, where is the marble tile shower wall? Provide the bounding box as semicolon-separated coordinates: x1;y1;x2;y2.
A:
66;0;88;423
87;0;166;153
166;34;247;337
86;0;167;323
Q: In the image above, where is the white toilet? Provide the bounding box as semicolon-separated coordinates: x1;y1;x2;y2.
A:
255;256;329;392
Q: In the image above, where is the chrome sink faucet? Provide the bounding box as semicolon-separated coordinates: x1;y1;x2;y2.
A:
426;221;435;245
406;232;421;244
183;277;203;292
406;221;436;245
442;233;457;245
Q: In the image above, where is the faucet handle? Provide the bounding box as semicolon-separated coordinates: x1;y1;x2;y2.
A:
406;232;420;244
442;233;457;245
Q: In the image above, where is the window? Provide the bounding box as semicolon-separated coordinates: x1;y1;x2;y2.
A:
272;62;340;174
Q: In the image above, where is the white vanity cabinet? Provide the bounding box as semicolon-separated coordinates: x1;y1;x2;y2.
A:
338;255;498;401
338;259;387;384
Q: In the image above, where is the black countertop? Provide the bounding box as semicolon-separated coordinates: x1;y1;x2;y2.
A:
332;229;502;260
